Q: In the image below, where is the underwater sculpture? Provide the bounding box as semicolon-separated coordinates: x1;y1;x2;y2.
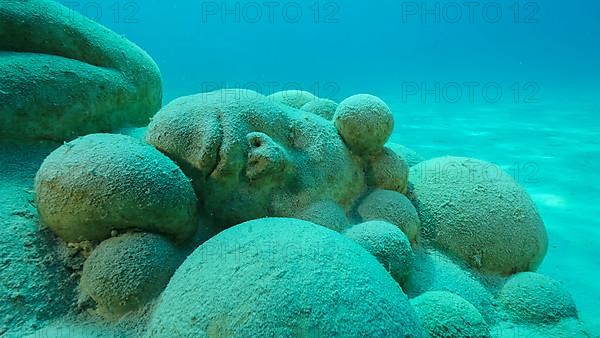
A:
26;88;592;337
0;0;162;141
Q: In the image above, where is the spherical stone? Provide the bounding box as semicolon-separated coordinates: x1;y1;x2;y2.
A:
411;291;491;338
410;156;548;275
334;94;394;155
343;221;414;285
300;98;338;120
267;90;318;108
404;249;497;323
491;318;590;338
357;189;421;243
387;142;425;167
367;146;409;194
148;218;423;337
498;272;578;324
80;232;182;319
294;200;349;232
34;133;198;243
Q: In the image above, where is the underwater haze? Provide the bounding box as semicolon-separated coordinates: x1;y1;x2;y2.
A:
1;0;599;336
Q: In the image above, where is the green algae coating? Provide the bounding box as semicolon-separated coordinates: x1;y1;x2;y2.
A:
148;218;423;337
0;0;162;140
411;291;491;338
410;156;548;275
344;220;414;285
498;272;578;324
34;133;198;243
80;232;181;319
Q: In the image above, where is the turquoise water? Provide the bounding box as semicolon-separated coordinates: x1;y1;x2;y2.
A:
53;0;600;334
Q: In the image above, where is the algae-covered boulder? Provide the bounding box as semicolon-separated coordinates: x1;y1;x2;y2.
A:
300;98;338;120
295;200;349;232
267;90;318;108
334;94;394;155
344;221;414;285
387;142;425;167
146;90;365;228
80;232;182;319
0;0;162;141
411;291;491;338
34;133;198;243
410;156;548;275
498;272;578;324
357;189;420;243
148;218;423;337
366;146;409;194
404;249;497;323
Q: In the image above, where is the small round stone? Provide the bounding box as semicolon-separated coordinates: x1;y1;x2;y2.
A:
80;232;182;319
411;291;491;338
357;189;421;243
334;94;394;155
367;146;409;194
498;272;578;324
344;221;414;284
267;90;318;108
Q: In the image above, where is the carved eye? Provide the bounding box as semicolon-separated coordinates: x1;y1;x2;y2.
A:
245;132;288;181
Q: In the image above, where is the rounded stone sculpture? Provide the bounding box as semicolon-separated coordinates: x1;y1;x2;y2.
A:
0;0;162;140
147;218;423;337
300;98;338;120
145;90;365;228
334;94;394;155
366;146;409;194
411;291;491;338
267;90;318;108
357;189;421;243
410;156;548;275
387;142;425;167
34;133;198;243
80;232;182;319
498;272;578;324
344;221;414;285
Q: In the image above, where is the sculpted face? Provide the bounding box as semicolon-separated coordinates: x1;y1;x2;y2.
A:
0;0;162;140
146;90;366;227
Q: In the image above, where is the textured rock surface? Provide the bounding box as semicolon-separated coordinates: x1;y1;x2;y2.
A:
148;218;423;337
295;200;349;232
300;98;338;120
80;233;182;319
34;133;198;243
410;156;548;275
411;291;490;338
0;0;162;141
357;189;421;243
267;90;318;108
334;94;394;155
344;220;414;285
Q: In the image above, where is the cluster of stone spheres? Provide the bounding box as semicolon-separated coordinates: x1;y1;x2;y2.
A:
32;89;589;336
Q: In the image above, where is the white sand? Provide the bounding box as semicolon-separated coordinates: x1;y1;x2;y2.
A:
389;100;600;335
